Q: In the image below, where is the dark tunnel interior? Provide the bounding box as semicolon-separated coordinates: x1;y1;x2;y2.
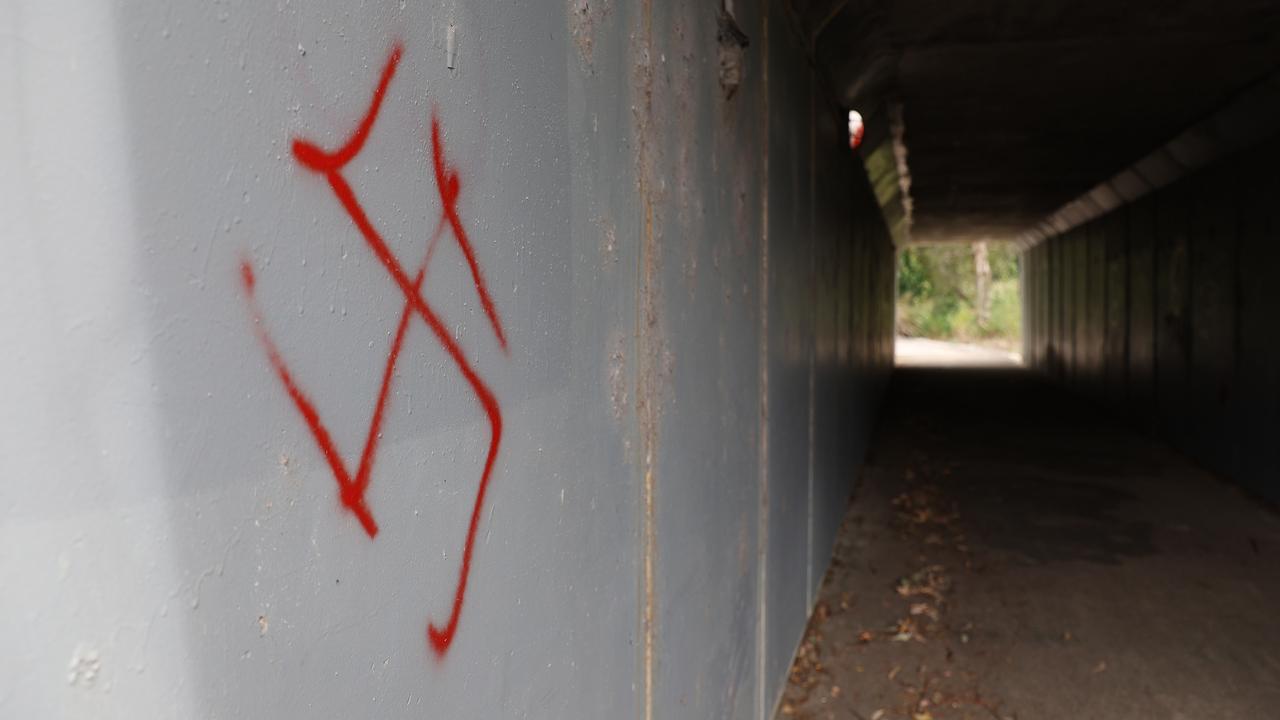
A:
803;0;1280;503
781;0;1280;717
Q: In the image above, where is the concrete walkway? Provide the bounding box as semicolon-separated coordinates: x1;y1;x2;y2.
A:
778;368;1280;720
896;337;1022;368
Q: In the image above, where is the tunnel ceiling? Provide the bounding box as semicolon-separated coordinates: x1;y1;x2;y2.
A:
799;0;1280;243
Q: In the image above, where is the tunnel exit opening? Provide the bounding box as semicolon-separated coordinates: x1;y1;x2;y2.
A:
894;241;1022;367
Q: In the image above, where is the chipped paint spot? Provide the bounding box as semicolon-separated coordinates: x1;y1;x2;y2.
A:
569;0;612;68
67;646;101;687
608;329;629;421
601;215;618;268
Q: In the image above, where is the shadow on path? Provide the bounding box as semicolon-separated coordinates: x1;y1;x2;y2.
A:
778;368;1280;720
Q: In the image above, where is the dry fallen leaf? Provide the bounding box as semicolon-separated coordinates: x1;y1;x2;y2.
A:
896;565;949;602
871;710;886;720
814;601;831;622
909;603;940;621
1093;661;1107;673
890;617;925;642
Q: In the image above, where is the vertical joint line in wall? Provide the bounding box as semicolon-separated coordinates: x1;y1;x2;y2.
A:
1150;207;1160;412
641;126;656;720
1123;213;1132;389
806;366;815;605
635;1;656;718
641;200;657;718
1101;228;1107;385
1185;194;1195;396
1231;175;1243;381
805;72;817;611
756;6;770;720
1184;197;1194;403
643;465;655;720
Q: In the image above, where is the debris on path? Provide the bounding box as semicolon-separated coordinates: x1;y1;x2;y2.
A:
776;369;1280;719
777;432;1016;720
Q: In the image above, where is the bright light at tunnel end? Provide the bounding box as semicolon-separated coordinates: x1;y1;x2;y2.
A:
848;110;865;150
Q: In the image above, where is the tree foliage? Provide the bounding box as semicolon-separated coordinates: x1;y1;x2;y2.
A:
896;242;1021;345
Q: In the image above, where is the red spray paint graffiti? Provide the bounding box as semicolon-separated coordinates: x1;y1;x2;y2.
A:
240;42;508;657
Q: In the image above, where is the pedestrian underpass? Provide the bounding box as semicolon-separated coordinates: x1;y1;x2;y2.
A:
3;1;1278;718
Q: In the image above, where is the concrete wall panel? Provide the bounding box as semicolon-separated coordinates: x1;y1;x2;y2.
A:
1053;238;1067;376
1024;137;1280;504
1127;198;1157;416
1041;243;1052;369
762;7;816;709
1105;211;1129;404
1073;231;1090;388
1234;152;1280;495
646;2;766;716
811;107;853;605
1187;167;1238;473
1088;221;1108;393
1155;183;1193;443
0;2;895;718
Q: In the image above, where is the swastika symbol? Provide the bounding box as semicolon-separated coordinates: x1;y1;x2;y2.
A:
240;42;507;657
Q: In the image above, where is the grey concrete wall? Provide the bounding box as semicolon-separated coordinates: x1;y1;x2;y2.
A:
1;1;894;718
1024;139;1280;503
